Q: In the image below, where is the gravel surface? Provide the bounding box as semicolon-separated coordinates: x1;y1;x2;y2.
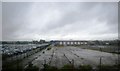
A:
32;46;119;69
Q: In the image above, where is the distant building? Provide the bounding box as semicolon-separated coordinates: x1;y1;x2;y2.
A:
50;40;119;46
50;40;88;46
39;39;46;44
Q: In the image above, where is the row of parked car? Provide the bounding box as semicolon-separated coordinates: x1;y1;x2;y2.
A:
2;43;50;60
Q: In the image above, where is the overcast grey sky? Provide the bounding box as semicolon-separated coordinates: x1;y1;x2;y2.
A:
0;2;2;41
2;2;118;41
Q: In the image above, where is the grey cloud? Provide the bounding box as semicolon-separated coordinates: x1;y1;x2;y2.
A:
2;2;33;40
44;3;118;35
0;2;2;41
2;2;118;41
118;2;120;40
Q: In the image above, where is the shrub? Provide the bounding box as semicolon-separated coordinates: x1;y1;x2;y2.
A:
97;65;117;71
61;64;76;71
43;51;45;54
47;48;51;50
42;64;58;71
79;65;92;71
24;63;39;71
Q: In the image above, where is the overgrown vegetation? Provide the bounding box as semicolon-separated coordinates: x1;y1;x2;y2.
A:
47;47;51;50
40;64;120;71
24;63;39;71
41;64;58;71
60;64;75;71
2;59;23;71
79;65;92;71
2;63;120;71
97;64;120;71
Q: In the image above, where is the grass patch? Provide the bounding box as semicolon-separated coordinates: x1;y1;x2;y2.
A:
42;64;58;71
79;65;92;71
97;64;119;71
47;48;51;50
